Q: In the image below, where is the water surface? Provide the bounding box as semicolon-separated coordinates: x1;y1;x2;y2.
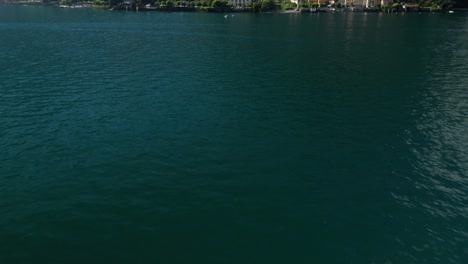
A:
1;6;467;263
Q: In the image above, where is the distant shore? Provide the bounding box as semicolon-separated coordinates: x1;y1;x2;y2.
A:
2;1;467;14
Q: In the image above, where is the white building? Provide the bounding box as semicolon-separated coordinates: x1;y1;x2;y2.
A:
290;0;301;6
364;0;376;7
380;0;392;5
291;0;328;6
343;0;376;8
228;0;252;8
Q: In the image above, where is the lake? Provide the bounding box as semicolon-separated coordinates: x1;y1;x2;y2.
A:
1;6;467;263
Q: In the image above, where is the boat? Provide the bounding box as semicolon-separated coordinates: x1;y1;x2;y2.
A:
143;4;157;10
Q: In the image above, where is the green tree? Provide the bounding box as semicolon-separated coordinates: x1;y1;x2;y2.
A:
212;0;229;8
261;0;275;10
419;0;454;9
251;1;261;11
166;0;175;7
280;0;296;10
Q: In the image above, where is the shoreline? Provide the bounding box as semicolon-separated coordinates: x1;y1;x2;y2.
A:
0;2;463;14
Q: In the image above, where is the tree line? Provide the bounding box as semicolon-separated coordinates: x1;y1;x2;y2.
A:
6;0;466;10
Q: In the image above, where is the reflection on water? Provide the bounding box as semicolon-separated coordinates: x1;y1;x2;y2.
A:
411;21;468;217
396;20;468;263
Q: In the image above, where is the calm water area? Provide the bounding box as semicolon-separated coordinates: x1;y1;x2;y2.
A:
1;5;467;263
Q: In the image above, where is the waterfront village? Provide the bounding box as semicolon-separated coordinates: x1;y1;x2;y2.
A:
1;0;465;13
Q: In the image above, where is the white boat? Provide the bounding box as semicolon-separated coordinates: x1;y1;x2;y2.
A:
144;4;157;10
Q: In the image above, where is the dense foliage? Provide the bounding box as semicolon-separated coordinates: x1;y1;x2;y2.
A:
5;0;466;10
280;0;296;10
414;0;455;9
391;0;459;9
261;0;275;10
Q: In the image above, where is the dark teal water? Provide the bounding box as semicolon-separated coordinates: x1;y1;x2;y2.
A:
1;6;467;263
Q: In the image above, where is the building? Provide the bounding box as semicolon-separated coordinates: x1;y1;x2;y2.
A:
290;0;328;6
348;0;364;6
402;3;419;11
365;0;376;7
290;0;303;6
228;0;252;8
